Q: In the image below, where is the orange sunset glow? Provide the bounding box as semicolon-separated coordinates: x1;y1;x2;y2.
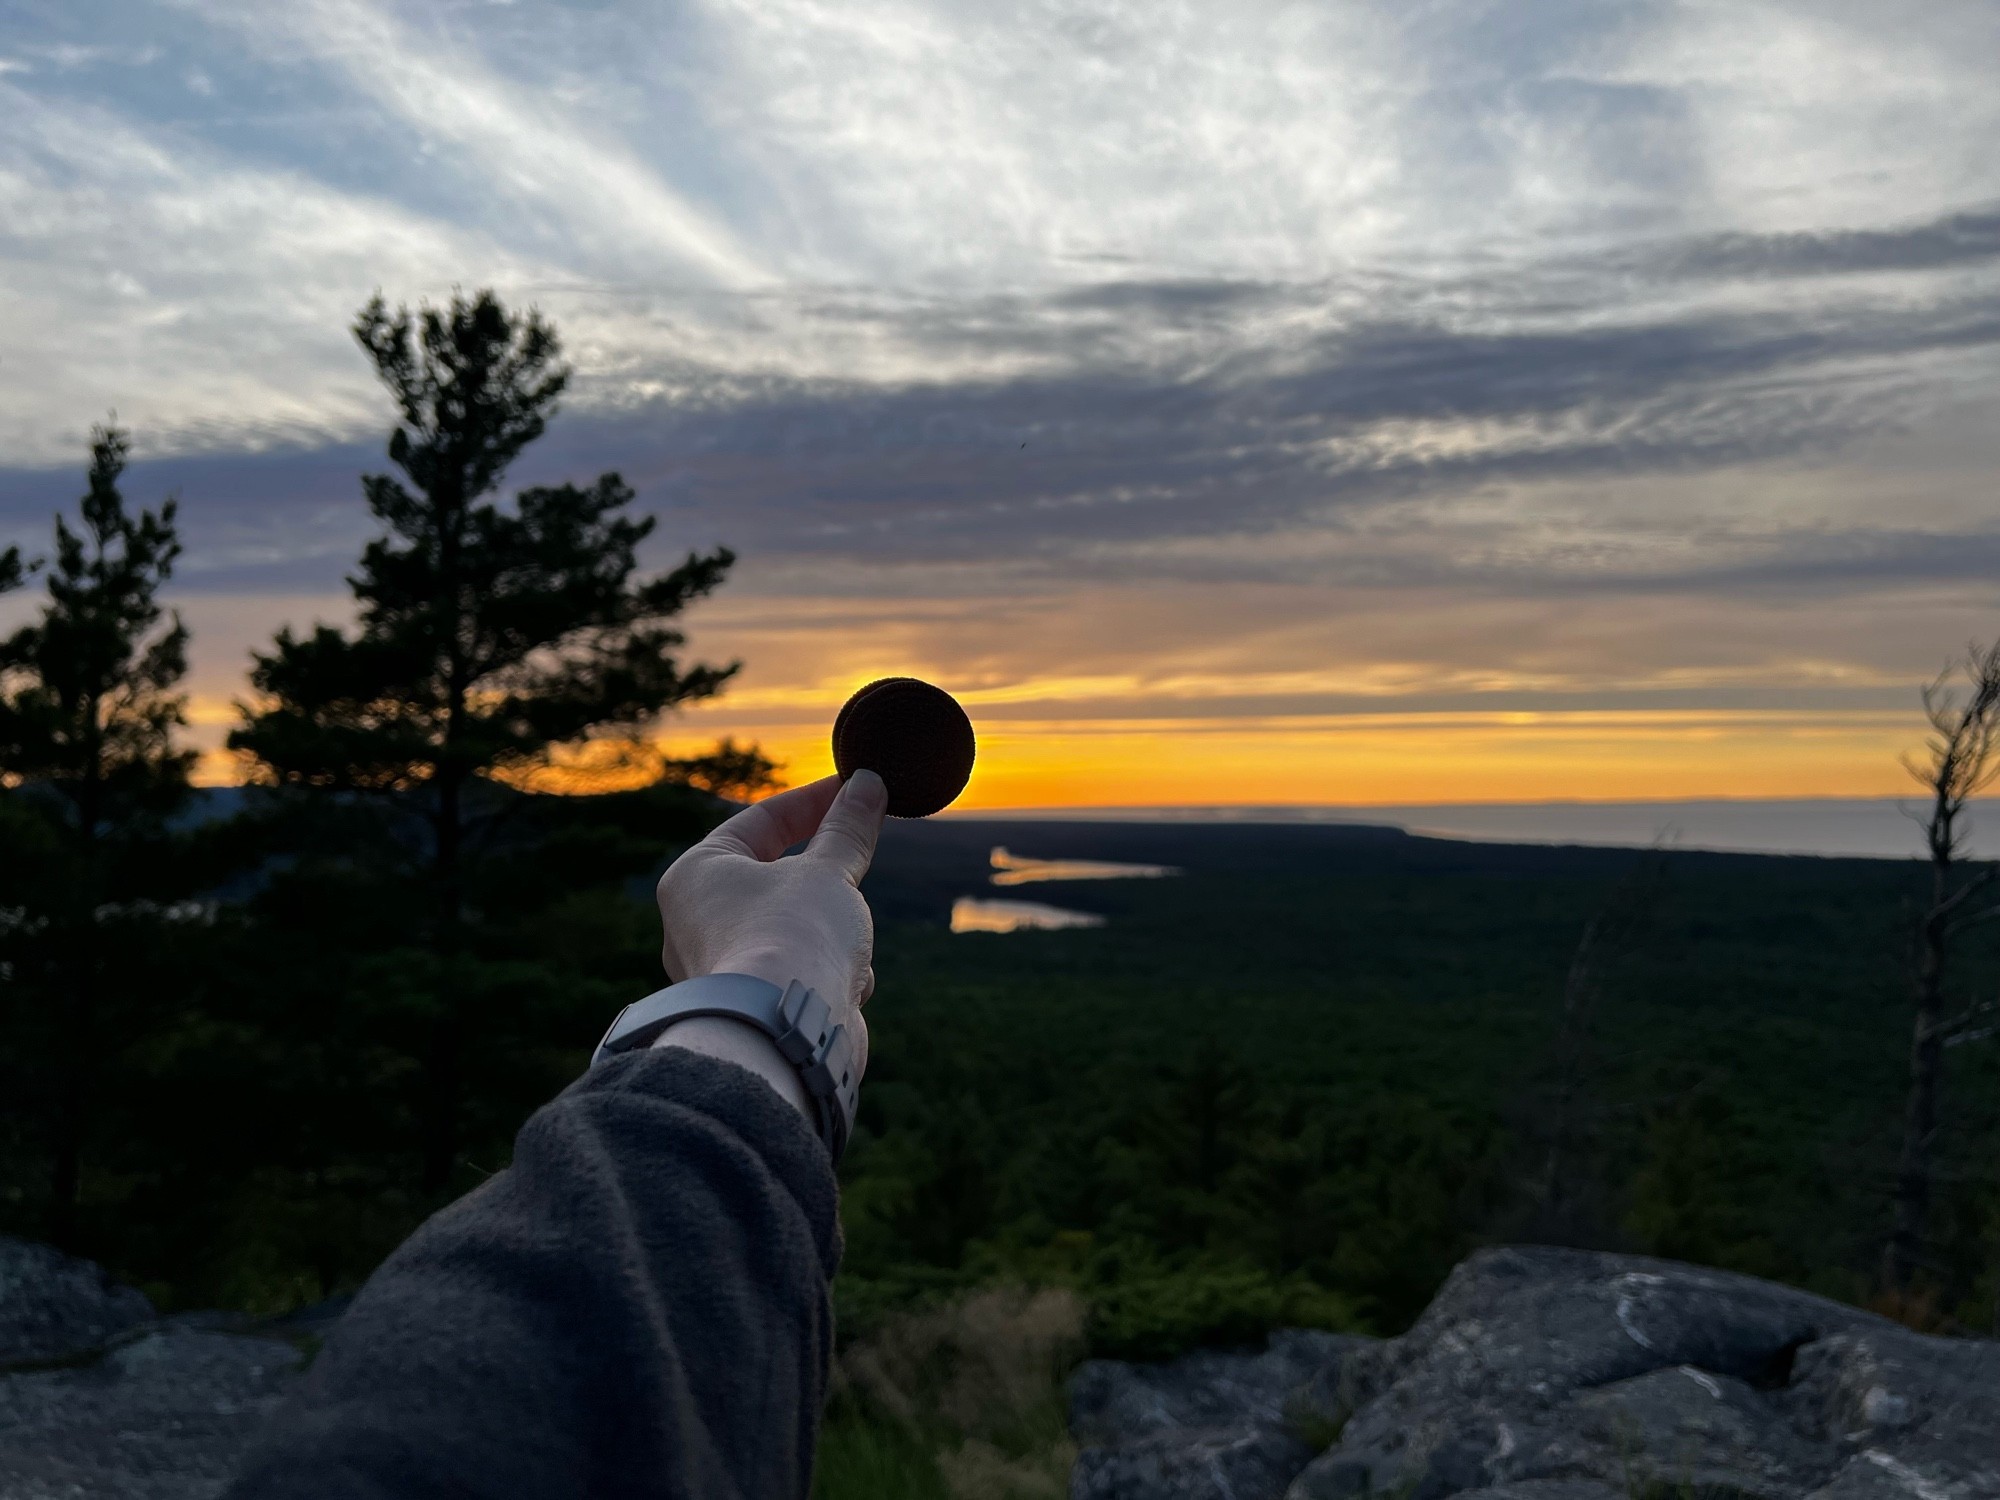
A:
689;708;1926;810
599;558;1994;810
186;699;1927;808
169;561;1968;809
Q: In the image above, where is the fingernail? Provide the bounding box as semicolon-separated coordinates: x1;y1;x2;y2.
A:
849;768;887;811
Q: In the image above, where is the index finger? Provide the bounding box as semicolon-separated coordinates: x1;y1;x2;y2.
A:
704;776;845;862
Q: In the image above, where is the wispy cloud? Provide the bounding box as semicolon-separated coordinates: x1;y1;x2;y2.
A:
0;77;530;464
178;0;769;287
1663;208;2000;280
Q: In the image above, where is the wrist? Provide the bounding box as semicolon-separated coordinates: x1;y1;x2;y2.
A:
598;971;860;1159
703;947;844;1019
652;1015;812;1117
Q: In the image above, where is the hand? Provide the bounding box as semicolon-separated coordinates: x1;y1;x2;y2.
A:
653;772;888;1108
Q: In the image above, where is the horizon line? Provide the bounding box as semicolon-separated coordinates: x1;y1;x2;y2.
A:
937;794;1961;817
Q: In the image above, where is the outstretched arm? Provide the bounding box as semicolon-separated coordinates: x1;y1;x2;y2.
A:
228;772;888;1500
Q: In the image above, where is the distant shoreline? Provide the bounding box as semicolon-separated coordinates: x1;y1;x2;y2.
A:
938;797;1991;860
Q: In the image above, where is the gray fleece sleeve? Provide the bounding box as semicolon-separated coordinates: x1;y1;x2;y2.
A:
226;1046;842;1500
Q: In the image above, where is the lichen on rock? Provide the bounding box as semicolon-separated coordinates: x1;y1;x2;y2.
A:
1068;1247;2000;1500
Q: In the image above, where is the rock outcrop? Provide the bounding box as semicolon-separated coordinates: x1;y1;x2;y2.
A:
0;1236;153;1367
1070;1330;1373;1500
0;1237;304;1499
1070;1247;2000;1500
9;1237;1998;1499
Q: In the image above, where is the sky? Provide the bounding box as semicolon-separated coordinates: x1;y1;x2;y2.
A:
3;0;2000;808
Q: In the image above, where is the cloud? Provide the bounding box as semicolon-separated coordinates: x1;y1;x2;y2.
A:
495;261;2000;579
177;0;769;287
0;73;541;466
1661;206;2000;280
5;0;1999;470
6;186;1998;603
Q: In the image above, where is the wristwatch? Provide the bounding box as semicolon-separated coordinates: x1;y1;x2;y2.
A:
592;973;859;1161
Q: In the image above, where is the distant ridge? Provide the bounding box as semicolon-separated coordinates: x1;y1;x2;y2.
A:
941;798;1992;860
180;787;1981;859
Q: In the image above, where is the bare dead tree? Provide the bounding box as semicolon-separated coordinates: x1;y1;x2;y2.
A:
1883;638;2000;1294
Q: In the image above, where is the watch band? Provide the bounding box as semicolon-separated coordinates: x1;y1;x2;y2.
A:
591;973;858;1161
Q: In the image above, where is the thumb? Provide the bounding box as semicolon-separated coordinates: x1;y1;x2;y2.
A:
808;770;887;885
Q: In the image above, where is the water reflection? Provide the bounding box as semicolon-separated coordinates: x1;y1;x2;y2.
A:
988;847;1180;886
950;897;1108;934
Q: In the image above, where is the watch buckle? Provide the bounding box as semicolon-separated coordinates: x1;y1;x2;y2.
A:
773;980;833;1067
